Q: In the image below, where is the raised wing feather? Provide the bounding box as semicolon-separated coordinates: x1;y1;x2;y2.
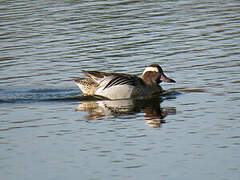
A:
83;71;140;89
103;75;137;90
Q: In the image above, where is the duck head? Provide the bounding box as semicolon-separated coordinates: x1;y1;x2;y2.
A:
142;64;175;85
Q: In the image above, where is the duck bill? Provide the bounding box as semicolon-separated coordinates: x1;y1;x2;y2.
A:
160;74;176;83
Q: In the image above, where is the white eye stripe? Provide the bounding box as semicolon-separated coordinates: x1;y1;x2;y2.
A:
142;67;159;75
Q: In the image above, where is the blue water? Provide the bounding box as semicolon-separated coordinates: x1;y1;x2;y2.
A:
1;0;240;180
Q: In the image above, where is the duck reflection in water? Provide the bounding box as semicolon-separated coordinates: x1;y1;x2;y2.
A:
75;96;176;128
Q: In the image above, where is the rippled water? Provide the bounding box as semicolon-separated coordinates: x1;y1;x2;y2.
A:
1;0;240;180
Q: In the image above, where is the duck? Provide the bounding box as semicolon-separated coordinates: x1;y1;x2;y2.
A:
74;64;175;100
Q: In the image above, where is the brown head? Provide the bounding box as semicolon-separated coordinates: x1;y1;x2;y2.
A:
141;64;175;85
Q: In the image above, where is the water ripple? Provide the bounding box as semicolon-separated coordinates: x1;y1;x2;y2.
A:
1;1;240;180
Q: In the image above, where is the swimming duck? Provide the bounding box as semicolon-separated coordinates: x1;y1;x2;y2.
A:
74;64;175;99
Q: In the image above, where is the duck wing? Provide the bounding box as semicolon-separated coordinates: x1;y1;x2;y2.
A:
83;71;140;89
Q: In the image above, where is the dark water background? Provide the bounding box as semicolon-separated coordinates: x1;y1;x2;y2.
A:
1;1;240;180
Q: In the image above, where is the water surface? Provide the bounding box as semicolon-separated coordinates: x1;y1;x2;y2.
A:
1;0;240;180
